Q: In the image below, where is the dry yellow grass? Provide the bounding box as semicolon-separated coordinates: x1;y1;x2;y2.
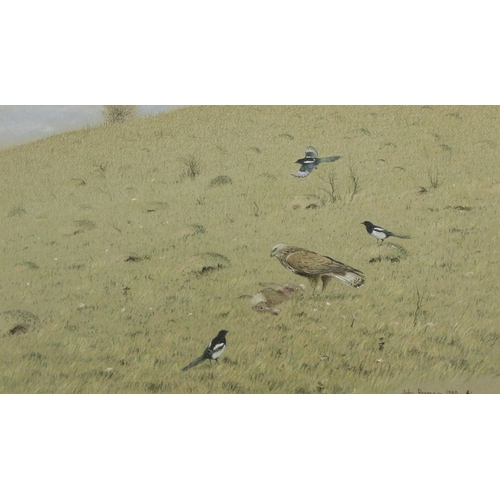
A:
1;105;500;393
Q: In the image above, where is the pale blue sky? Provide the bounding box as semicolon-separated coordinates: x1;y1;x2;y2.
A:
0;105;184;150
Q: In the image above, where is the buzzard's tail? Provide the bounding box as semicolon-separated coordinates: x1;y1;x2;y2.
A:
334;270;365;288
317;156;341;163
181;355;207;372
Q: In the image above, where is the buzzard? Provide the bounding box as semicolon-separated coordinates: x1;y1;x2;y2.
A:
292;146;341;178
270;244;365;293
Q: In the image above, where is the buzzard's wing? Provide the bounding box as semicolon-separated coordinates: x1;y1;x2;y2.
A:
285;250;345;275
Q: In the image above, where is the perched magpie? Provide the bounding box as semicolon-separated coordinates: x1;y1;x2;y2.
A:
181;330;228;371
361;221;410;244
292;146;341;178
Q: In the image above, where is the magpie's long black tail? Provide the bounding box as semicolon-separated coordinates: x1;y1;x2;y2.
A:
392;233;411;239
181;355;207;372
318;156;341;163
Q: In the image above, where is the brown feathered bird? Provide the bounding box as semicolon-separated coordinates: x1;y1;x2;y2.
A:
270;244;365;293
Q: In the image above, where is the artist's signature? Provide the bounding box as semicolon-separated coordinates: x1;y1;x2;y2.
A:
403;389;472;394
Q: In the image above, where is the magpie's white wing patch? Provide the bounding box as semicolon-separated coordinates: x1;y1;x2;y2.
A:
211;342;225;352
371;229;387;240
211;344;226;359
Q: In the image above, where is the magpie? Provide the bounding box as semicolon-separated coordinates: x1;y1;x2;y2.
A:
361;221;410;244
292;146;341;178
181;330;228;371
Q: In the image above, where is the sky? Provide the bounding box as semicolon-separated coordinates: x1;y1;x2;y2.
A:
0;105;184;150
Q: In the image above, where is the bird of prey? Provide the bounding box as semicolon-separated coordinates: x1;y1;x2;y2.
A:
292;146;341;178
361;221;410;244
181;330;228;372
270;244;365;293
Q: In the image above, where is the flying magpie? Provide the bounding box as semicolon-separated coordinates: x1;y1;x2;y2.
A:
361;221;410;244
181;330;228;371
292;146;341;178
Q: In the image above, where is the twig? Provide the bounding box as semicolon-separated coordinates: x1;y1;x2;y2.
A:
413;287;424;327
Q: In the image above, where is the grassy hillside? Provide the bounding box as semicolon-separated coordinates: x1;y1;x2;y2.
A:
1;105;500;393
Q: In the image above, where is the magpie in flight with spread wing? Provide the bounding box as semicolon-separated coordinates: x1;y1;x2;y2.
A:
181;330;228;371
361;221;410;244
292;146;341;178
